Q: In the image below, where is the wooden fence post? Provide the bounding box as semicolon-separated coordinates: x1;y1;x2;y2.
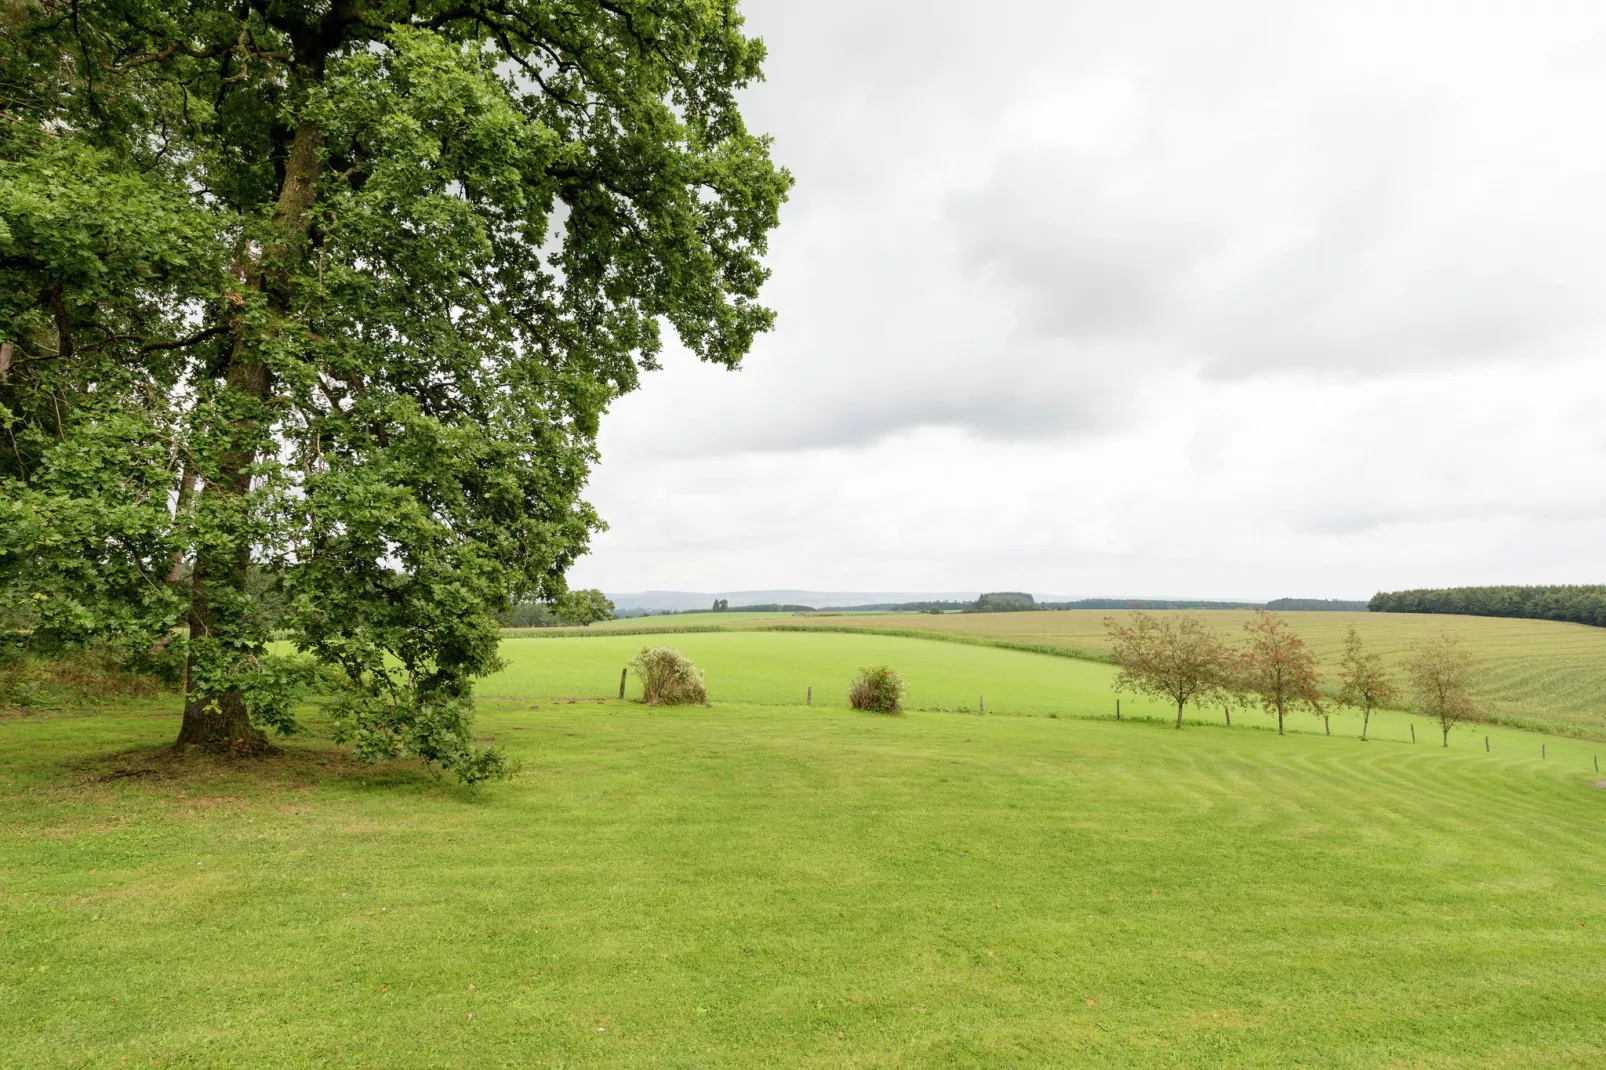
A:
618;667;627;699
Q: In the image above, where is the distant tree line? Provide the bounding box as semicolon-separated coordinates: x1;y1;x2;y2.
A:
607;594;1372;618
820;601;972;613
716;603;817;613
957;593;1370;614
1370;586;1606;628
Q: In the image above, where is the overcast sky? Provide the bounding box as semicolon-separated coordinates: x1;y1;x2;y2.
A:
568;0;1606;601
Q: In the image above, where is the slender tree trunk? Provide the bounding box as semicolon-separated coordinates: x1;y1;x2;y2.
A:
1276;700;1285;735
175;120;322;754
1361;709;1370;741
1175;698;1184;729
1442;723;1449;747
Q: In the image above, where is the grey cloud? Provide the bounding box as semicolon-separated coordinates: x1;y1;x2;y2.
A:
572;1;1606;599
949;130;1606;381
952;166;1200;338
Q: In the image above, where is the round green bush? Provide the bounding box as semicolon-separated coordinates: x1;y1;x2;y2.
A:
849;665;903;714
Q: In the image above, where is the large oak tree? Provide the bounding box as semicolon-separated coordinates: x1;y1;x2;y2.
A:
0;0;789;778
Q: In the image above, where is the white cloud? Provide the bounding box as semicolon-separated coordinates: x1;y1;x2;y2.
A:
568;0;1606;598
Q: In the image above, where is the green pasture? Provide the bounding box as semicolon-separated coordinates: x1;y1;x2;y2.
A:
4;683;1606;1067
490;631;1605;766
553;609;1606;740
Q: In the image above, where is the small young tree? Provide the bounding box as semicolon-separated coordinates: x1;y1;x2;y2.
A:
848;666;903;714
1105;612;1232;729
1405;632;1477;747
1334;625;1400;741
1238;610;1322;736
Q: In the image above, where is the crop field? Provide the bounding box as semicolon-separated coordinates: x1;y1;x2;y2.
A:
586;610;828;629
544;610;1606;740
4;649;1606;1067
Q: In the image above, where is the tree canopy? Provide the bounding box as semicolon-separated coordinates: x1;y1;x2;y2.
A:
1237;610;1322;736
1105;611;1234;729
1370;585;1606;628
1404;632;1478;748
0;0;789;778
1333;624;1398;742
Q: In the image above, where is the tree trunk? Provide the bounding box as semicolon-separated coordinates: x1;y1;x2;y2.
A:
175;120;322;754
1276;700;1285;735
176;691;272;754
177;555;272;754
1175;699;1184;729
1442;724;1449;748
1361;710;1370;741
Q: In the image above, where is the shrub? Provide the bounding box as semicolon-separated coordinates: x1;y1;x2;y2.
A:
0;646;170;711
849;665;903;714
629;646;708;706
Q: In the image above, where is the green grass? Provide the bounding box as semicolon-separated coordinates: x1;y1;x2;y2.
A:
488;630;1605;764
550;610;1606;740
4;683;1606;1067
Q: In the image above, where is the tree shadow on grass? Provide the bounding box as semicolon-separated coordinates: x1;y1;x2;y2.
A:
59;735;451;801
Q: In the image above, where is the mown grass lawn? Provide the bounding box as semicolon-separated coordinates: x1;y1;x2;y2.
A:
4;688;1605;1067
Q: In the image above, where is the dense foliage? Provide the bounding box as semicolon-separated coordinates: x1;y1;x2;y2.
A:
496;587;612;628
1105;611;1234;728
848;664;902;713
1236;610;1323;736
554;588;613;626
0;0;787;777
629;645;707;706
964;592;1038;613
1370;586;1606;627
